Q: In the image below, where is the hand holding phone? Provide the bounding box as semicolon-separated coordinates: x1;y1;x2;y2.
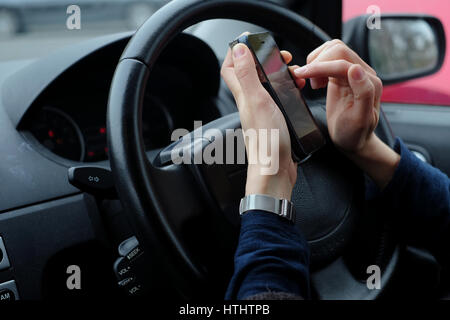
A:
230;32;325;162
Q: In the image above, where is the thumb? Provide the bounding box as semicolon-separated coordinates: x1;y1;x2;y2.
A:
231;43;264;99
347;64;375;121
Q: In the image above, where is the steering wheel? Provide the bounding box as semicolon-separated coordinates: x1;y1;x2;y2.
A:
107;0;399;299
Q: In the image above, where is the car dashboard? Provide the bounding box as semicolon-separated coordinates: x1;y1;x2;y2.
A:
17;32;226;164
0;31;233;299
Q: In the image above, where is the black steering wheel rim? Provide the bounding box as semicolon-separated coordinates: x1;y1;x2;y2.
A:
107;0;398;299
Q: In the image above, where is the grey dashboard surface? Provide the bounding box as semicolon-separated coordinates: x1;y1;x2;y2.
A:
0;35;134;213
0;66;80;212
0;29;223;213
0;194;98;299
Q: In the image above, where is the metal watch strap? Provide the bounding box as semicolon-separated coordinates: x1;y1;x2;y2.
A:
239;194;295;223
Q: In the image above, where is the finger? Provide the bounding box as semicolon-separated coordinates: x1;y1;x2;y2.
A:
368;73;382;107
298;78;307;89
312;41;376;75
368;73;383;122
294;60;352;90
231;43;265;101
294;60;353;80
288;65;306;89
221;48;242;102
347;64;375;121
306;40;335;64
281;50;292;64
223;46;234;68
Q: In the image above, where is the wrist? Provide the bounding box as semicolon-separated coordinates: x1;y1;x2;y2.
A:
344;133;401;189
357;133;381;157
245;165;295;200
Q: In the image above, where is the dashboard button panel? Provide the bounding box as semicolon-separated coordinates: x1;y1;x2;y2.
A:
0;280;19;301
113;236;146;296
0;237;11;271
0;289;15;302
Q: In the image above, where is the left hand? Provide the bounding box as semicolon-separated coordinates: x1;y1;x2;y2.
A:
221;42;304;200
291;40;399;189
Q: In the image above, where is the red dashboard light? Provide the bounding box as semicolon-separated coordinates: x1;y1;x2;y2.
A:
99;127;106;134
48;130;55;138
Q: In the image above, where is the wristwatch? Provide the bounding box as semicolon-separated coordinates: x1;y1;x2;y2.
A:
239;194;296;223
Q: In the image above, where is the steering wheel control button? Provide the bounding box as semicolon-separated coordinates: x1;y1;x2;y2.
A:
118;236;139;257
125;283;143;296
0;237;11;271
118;277;135;288
125;244;143;262
113;257;133;280
0;280;19;301
0;289;15;302
118;236;143;263
68;166;116;198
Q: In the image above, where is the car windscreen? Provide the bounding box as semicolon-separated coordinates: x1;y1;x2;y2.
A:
0;0;291;62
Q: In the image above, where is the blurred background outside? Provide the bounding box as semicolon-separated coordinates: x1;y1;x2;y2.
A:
1;0;449;105
0;0;172;61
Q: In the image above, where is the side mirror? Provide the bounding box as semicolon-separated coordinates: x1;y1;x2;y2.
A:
343;14;446;85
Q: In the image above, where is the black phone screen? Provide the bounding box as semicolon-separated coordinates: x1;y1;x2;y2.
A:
247;33;319;141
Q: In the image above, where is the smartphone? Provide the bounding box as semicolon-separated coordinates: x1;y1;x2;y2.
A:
229;32;325;162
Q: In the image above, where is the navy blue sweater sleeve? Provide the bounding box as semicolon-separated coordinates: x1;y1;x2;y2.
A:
225;210;309;300
226;138;449;300
366;138;450;264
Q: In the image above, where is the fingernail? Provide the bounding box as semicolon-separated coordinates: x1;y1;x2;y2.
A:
351;65;365;81
233;44;245;59
294;65;307;76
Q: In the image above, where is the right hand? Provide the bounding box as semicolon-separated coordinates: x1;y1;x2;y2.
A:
291;40;399;189
292;39;382;155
